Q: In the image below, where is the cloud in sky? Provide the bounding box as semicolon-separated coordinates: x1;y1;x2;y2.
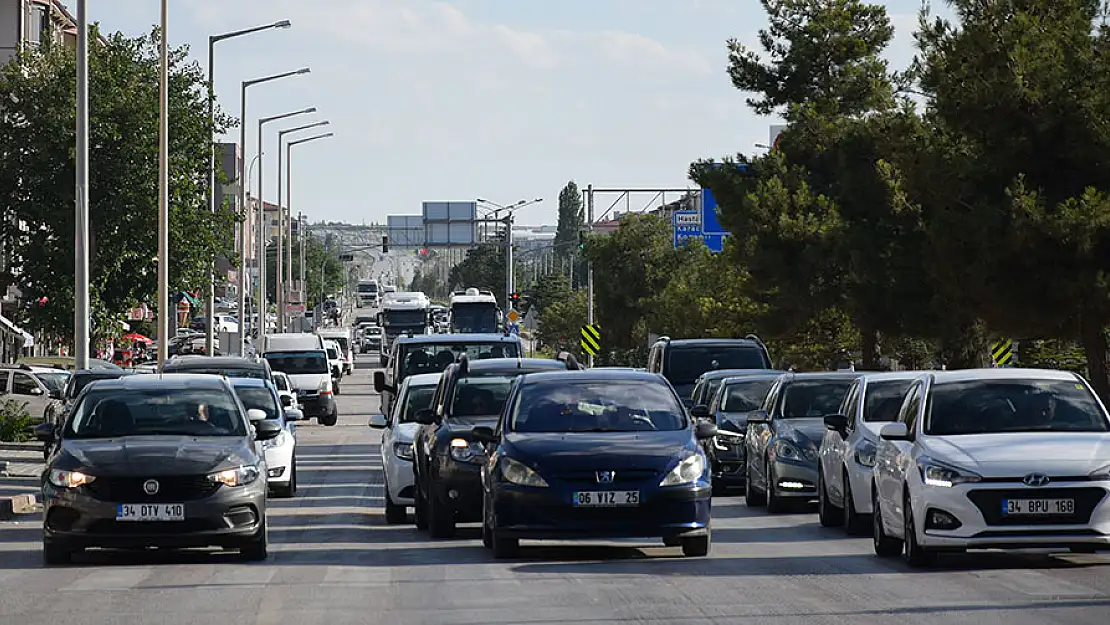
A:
82;1;930;225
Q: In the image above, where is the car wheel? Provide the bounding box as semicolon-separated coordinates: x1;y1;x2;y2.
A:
903;492;937;568
42;540;72;565
491;528;518;559
426;490;456;539
323;411;338;427
766;461;789;514
481;495;494;549
745;459;766;506
872;486;903;557
817;469;841;527
273;463;296;498
843;470;869;536
681;529;711;557
334;384;341;396
413;477;429;530
238;520;269;562
384;486;407;525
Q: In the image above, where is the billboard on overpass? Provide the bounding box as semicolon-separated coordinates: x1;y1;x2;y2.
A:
423;201;477;246
386;215;424;247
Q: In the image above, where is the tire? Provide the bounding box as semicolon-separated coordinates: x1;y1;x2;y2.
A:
426;490;456;539
491;528;518;559
766;461;789;514
272;463;296;498
745;459;766;507
481;495;494;549
384;486;407;525
238;521;269;562
872;487;903;557
413;476;429;530
334;384;341;396
903;493;938;568
817;469;842;527
842;471;869;536
322;411;338;427
681;530;711;557
42;540;72;565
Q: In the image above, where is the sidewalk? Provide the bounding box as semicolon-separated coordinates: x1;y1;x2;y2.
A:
0;442;44;478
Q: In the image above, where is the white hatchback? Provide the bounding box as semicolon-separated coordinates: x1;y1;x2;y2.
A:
369;373;441;524
872;368;1110;566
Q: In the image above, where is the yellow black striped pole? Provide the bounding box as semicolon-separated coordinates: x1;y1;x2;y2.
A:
580;324;600;356
991;339;1013;366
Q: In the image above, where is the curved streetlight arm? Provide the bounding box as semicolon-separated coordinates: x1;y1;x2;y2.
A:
245;67;310;88
288;132;335;147
278;120;330;140
260;107;316;126
211;20;290;44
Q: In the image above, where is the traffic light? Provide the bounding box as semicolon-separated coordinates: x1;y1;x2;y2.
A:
577;229;586;250
510;292;520;307
382;234;389;253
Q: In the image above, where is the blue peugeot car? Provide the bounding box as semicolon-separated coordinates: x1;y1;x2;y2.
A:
472;369;718;559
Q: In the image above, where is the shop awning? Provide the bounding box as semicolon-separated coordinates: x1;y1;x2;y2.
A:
0;313;33;347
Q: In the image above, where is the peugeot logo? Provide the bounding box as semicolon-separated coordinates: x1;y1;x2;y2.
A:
1023;473;1050;487
596;471;616;484
142;479;160;496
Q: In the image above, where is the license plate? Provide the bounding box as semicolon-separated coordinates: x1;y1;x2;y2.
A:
1001;499;1075;515
572;491;639;507
116;503;185;521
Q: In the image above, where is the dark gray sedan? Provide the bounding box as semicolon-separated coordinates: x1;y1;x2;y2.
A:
34;374;281;564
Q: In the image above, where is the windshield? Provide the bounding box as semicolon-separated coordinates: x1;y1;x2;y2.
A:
399;342;522;378
780;379;856;418
233;386;280;420
170;366;267;380
511;381;686;433
864;379;915;423
272;375;289;392
449;375;515;417
65;388;247;438
384;310;427;326
925;379;1110;435
325;337;349;354
450;303;499;333
264;351;329;375
66;373;126;400
665;346;768;385
358;283;378;293
326;348;339;359
399;385;437;424
37;372;70;394
721;379;776;413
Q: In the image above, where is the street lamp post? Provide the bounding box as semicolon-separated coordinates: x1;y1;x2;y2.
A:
236;67;309;355
256;108;315;347
156;0;170;367
286;132;334;325
477;198;543;311
75;0;89;369
206;20;290;356
276;120;329;331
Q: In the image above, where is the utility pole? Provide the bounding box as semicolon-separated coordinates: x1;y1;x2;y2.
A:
74;0;89;370
236;83;248;355
505;213;514;311
586;184;594;368
156;0;170;367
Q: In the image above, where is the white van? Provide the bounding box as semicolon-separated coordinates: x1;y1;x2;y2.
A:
317;327;354;375
260;333;338;426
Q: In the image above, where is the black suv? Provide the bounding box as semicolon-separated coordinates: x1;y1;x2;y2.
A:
647;336;773;406
412;354;579;538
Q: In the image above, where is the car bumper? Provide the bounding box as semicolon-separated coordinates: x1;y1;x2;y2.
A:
845;459;874;514
491;482;711;540
42;480;267;549
431;460;484;522
771;459;819;499
298;394;336;418
909;481;1110;551
385;449;415;505
710;443;746;487
264;438;295;485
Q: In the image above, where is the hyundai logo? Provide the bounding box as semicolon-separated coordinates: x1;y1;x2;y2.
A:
596;471;616;484
143;479;160;496
1023;473;1051;487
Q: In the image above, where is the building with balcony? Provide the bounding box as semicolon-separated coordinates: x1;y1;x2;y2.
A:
0;0;77;67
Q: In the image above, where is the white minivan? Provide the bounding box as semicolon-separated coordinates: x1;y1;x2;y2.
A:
261;333;338;426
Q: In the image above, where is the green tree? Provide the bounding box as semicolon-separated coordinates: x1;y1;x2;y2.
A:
651;241;764;339
536;288;587;357
553;181;583;261
0;28;236;343
448;237;506;304
282;234;344;309
524;273;572;317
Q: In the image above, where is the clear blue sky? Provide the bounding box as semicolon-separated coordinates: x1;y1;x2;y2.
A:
81;0;939;226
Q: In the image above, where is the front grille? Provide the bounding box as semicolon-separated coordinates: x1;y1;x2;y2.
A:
552;469;659;484
967;487;1107;526
85;475;220;503
86;519;219;535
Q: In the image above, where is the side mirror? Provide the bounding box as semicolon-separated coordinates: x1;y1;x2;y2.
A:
254;419;283;441
373;371;388;393
471;426;498;444
33;422;55;443
690;404;711;420
368;414;388;429
283;408;304;422
746;409;770;424
246;408;268;422
414;408;437;426
279;394;293;407
879;422;911;441
823;414;849;433
694;420;718;440
30;387;44;395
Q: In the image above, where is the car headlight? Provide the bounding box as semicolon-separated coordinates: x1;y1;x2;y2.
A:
713;429;745;451
660;453;706;486
917;457;981;488
449;438;486;464
775;439;817;462
854;440;877;468
393;441;414;461
262;430;288;450
500;456;549;487
47;469;95;489
207;465;261;487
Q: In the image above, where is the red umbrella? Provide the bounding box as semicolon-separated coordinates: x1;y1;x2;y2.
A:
123;333;153;343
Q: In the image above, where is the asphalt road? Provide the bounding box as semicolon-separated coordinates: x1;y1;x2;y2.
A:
2;354;1110;624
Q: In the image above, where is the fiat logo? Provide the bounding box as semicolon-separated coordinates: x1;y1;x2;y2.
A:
143;479;160;495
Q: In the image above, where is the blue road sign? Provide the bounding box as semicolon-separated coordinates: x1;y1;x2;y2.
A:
673;210;700;248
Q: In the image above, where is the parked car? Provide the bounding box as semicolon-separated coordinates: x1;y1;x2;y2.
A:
34;374;281;564
369;372;442;523
474;369;718;558
0;364;70;424
229;377;304;498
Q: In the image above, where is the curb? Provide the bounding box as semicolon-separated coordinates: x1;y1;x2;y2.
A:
0;493;37;520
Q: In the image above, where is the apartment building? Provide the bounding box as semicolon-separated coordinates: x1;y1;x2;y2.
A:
0;0;77;66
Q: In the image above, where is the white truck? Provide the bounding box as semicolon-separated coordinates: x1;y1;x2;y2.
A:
356;279;380;308
377;291;431;366
449;288;501;334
